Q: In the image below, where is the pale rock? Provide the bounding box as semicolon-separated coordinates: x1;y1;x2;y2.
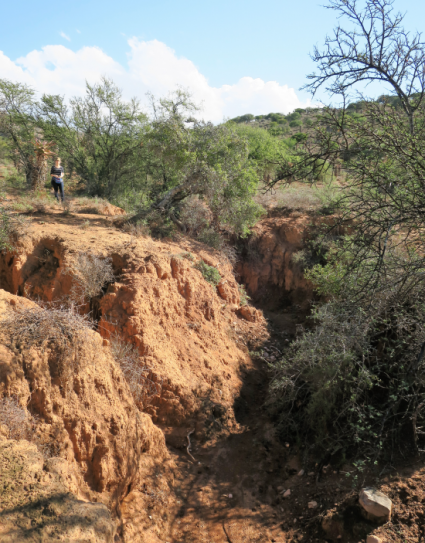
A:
283;489;291;498
359;488;392;523
367;535;383;543
308;501;318;509
297;469;305;476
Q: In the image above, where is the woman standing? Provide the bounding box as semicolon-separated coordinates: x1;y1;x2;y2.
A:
50;157;65;202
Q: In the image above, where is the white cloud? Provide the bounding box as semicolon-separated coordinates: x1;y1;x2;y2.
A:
0;39;312;122
60;32;71;42
76;29;81;34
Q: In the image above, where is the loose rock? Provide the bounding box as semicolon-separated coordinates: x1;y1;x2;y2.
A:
367;535;383;543
283;489;291;498
308;501;318;509
359;488;392;523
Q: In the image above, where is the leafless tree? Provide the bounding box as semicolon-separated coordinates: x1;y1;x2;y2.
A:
304;0;425;134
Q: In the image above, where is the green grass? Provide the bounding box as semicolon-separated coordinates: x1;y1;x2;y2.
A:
194;260;221;287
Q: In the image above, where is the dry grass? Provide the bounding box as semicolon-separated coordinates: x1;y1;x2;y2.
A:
74;196;115;215
63;252;114;303
110;335;161;408
4;191;118;217
0;302;94;378
256;181;341;214
0;396;34;440
225;521;268;543
62;200;75;214
79;220;90;230
0;206;31;251
121;220;150;238
7;193;58;214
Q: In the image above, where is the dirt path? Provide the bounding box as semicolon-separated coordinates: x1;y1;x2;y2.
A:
167;362;290;543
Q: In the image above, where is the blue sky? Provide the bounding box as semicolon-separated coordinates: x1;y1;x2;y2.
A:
2;0;425;120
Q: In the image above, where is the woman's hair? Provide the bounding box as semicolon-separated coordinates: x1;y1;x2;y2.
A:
55;157;61;162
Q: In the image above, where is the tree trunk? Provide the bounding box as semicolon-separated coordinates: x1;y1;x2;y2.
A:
128;183;191;224
30;157;48;191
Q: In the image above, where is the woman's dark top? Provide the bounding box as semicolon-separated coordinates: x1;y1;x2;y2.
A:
50;165;64;180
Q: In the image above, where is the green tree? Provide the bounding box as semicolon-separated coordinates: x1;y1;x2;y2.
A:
130;90;263;236
0;79;38;185
38;78;149;197
231;123;293;183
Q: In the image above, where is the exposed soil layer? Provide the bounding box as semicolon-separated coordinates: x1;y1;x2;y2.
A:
0;211;268;433
0;438;116;543
0;289;170;541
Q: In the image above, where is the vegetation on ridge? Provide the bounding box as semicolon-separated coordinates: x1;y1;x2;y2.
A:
267;0;425;465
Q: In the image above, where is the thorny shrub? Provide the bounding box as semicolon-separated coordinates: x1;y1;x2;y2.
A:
140;209;176;239
291;234;336;271
109;335;161;408
267;286;425;464
179;195;211;236
0;396;34;440
194;259;221;287
0;205;30;251
75;196;114;215
63;252;114;304
1;302;95;380
178;197;239;266
121;220;150;238
197;227;223;250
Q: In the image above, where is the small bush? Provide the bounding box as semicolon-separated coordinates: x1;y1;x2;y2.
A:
26;194;51;213
145;209;176;239
0;396;34;440
194;260;221;287
63;252;114;303
291;235;335;271
238;284;250;306
198;227;223;249
122;220;150;238
79;220;90;230
110;336;160;408
267;288;425;463
0;206;30;251
181;252;195;261
219;244;238;267
1;302;94;378
179;196;211;235
62;200;74;214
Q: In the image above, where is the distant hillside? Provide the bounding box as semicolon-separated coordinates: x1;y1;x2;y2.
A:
229;108;316;138
229;95;405;139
